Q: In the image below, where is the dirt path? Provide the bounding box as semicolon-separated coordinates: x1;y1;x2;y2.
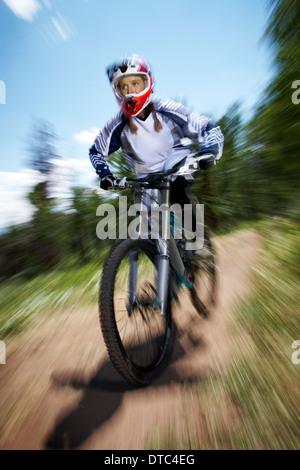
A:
0;230;261;450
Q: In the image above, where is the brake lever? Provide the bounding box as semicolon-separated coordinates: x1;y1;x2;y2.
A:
174;154;216;175
107;176;128;190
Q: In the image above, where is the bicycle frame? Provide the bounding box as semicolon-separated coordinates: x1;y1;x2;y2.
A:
128;181;191;316
125;153;215;317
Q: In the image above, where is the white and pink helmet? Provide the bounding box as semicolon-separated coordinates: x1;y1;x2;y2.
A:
106;54;154;117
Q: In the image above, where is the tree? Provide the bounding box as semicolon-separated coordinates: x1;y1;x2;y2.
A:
70;187;106;262
28;119;61;177
26;120;62;270
27;118;61;209
246;0;300;213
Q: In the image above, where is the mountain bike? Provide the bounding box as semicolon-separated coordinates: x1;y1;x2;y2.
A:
99;154;217;386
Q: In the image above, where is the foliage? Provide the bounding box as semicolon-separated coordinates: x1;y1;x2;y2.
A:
246;0;300;212
1;0;299;279
146;220;300;450
27;118;61;176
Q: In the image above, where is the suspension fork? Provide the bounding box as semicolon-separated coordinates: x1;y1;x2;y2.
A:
154;182;171;316
127;241;170;318
127;189;146;315
127;182;173;317
127;241;169;316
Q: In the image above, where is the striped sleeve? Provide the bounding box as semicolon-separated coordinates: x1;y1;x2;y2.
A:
200;120;224;160
156;99;224;160
89;112;124;177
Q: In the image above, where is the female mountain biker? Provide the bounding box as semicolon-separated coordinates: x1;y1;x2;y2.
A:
89;54;224;252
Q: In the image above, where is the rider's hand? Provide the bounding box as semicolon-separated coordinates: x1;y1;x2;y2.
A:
100;174;117;190
115;177;127;189
198;153;216;171
100;174;127;190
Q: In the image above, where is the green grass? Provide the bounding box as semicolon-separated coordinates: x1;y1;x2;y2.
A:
0;243;155;340
0;262;103;338
1;220;299;449
146;219;300;450
211;217;267;238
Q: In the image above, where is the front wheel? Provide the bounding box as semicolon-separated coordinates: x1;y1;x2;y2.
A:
99;238;175;387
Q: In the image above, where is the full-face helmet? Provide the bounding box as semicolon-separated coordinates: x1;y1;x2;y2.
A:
106;54;154;117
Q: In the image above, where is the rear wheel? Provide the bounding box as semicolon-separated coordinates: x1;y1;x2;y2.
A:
186;194;217;317
189;227;217;317
99;238;175;386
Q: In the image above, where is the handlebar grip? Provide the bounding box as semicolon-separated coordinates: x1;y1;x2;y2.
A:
197;154;216;170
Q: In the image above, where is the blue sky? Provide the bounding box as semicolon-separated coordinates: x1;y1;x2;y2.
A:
0;0;273;229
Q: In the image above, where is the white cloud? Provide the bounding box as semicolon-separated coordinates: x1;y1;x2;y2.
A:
0;159;98;229
49;157;96;192
51;16;68;41
51;13;76;42
3;1;77;44
3;0;41;22
0;169;44;229
36;12;77;45
73;128;99;144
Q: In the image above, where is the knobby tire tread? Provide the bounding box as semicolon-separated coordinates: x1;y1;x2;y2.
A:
99;238;175;387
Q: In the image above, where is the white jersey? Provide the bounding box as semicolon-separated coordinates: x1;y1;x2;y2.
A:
89;98;224;177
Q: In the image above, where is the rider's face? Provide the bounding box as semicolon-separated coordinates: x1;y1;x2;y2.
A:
118;75;145;97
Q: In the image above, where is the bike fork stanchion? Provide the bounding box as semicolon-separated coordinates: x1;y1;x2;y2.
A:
156;239;169;316
155;182;172;316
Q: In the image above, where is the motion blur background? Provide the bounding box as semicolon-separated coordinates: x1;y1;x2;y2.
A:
0;0;299;450
0;0;299;275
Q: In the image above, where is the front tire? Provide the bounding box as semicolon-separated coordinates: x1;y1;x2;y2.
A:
99;238;175;386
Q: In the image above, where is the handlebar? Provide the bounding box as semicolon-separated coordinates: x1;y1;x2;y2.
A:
127;154;216;184
108;154;216;189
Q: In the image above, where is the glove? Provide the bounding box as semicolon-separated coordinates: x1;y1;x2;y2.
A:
198;154;216;171
100;174;127;190
100;174;117;190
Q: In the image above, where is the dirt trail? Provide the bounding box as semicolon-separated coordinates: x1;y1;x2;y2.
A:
0;230;261;450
